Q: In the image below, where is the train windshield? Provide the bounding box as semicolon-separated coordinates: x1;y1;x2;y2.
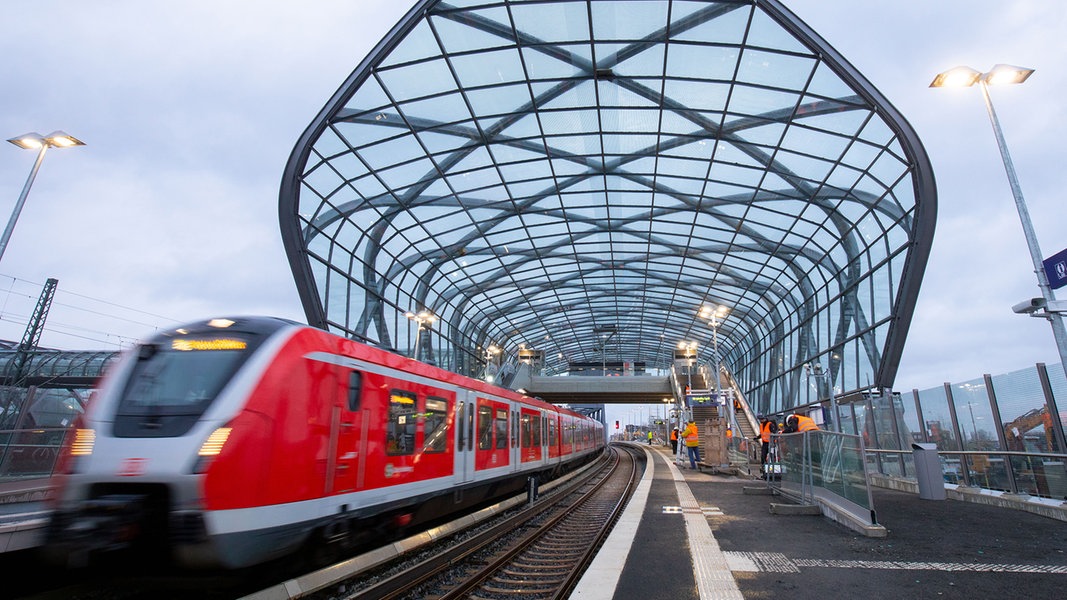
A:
114;335;255;437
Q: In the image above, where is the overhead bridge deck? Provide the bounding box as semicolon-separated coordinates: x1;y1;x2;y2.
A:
523;375;673;404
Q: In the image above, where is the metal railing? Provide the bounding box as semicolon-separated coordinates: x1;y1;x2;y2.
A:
0;427;68;480
866;447;1067;499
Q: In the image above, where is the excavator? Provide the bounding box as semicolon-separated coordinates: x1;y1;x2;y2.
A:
1003;407;1056;453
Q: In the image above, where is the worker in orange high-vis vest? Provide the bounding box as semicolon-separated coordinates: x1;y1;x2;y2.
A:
793;413;819;433
670;427;679;454
682;421;700;469
756;415;778;465
787;412;820;469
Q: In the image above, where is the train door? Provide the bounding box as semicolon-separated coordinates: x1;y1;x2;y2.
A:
324;366;363;494
510;403;520;470
547;412;560;461
332;370;364;493
454;391;475;484
520;407;542;464
474;398;510;472
541;410;551;466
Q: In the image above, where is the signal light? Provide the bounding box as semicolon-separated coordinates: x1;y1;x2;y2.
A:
615;420;619;429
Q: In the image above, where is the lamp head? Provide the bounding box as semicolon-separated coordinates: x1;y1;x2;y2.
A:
931;65;1034;88
929;66;982;88
7;131;85;150
43;131;85;147
985;64;1034;86
7;133;46;150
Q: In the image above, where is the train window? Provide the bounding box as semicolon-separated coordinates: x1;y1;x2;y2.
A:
563;420;573;445
120;338;248;410
477;405;493;450
511;411;518;448
348;371;362;411
548;418;557;447
466;402;475;451
521;414;531;448
386;390;417;456
531;414;541;447
495;409;508;449
115;334;255;438
422;397;448;453
457;402;466;451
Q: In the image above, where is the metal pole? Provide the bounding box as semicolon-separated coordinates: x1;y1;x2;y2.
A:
979;80;1067;381
712;317;722;399
827;374;839;433
686;355;692;390
0;144;49;264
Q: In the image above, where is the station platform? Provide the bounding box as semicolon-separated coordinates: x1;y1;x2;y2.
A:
573;443;1067;599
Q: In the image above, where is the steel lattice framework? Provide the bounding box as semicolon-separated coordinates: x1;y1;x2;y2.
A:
279;0;935;414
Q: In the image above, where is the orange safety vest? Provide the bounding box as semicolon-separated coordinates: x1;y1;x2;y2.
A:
670;429;678;441
795;414;819;433
683;424;699;447
759;420;775;443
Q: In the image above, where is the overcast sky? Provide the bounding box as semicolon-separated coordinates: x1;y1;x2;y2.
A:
1;1;1065;397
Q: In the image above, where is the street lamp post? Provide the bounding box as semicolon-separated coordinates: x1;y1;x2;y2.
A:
965;402;979;446
699;304;728;401
677;341;697;391
3;131;85;264
662;397;670;445
404;310;435;361
931;65;1067;381
483;344;500;382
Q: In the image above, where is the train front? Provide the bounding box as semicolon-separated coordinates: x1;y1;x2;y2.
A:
44;317;288;569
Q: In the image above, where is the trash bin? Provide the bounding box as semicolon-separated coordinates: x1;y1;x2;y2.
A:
912;443;946;500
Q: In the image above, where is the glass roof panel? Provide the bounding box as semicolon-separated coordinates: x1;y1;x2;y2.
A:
377;59;459;101
400;92;474;125
521;43;593;79
510;2;591;44
670;2;749;44
380;20;441;67
591;0;670;41
431;7;515;53
450;48;528;88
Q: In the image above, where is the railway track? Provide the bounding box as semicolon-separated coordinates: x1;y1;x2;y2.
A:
302;444;642;600
10;446;638;600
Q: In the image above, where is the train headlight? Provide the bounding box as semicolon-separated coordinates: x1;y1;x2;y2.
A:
57;428;97;475
70;428;96;456
193;427;232;474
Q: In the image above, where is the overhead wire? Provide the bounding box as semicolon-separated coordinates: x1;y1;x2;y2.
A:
0;274;180;350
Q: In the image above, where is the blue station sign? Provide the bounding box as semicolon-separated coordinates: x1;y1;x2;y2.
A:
1044;247;1067;290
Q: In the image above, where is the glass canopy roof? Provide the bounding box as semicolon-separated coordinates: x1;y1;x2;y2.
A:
280;0;935;413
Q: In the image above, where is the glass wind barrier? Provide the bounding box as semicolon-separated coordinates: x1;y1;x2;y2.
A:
862;362;1067;501
770;429;876;525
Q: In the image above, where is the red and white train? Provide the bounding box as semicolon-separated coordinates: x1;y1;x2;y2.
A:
45;316;605;569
